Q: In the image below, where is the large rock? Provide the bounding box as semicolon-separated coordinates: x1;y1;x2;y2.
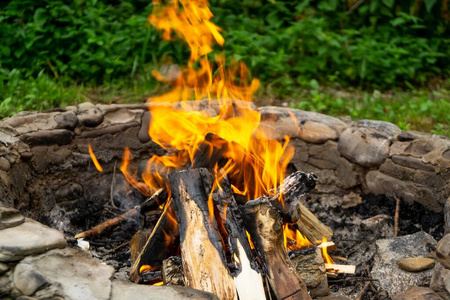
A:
338;120;400;167
258;107;348;143
0;205;24;230
366;170;441;212
77;102;104;127
430;262;450;299
392;286;443;300
437;234;450;269
14;248;115;300
0;218;67;262
110;280;219;300
371;231;437;295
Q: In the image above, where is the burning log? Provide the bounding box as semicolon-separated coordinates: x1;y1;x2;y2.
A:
241;198;312;300
169;168;238;300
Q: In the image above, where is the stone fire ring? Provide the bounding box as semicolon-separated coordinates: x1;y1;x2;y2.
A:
0;101;449;299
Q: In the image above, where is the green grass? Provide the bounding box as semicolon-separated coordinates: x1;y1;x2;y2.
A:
1;71;449;137
289;81;450;137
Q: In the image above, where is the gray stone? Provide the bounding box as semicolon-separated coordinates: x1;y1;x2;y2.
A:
361;214;392;234
392;286;443;300
79;122;139;138
0;205;25;230
366;170;441;212
444;197;450;234
0;218;67;262
430;262;450;299
258;107;347;143
291;248;328;297
13;262;48;295
338;120;400;167
308;141;360;189
397;257;435;272
371;231;437;295
18;247;114;300
77;102;104;127
0;262;8;275
392;155;436;172
0;157;10;171
437;234;450;269
19;129;72;146
403;136;450;172
0;271;13;298
138;111;151;143
110;280;219;300
54;112;78;130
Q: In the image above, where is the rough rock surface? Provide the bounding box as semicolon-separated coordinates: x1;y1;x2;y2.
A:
15;247;114;300
430;262;450;299
392;286;443;300
111;280;219;300
338;120;400;167
0;206;24;230
437;234;450;269
371;231;437;296
0;218;67;262
258;106;348;143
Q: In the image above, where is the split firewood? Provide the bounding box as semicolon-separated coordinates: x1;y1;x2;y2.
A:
199;168;266;300
242;198;312;300
261;170;332;242
325;264;356;275
267;171;317;224
74;188;165;239
169;168;238;300
297;204;333;243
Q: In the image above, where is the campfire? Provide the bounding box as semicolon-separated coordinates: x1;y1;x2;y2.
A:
78;0;352;299
3;1;448;300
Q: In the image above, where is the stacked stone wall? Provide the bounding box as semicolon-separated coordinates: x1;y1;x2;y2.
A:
0;102;449;230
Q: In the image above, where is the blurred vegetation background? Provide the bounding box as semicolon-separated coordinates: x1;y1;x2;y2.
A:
0;0;449;135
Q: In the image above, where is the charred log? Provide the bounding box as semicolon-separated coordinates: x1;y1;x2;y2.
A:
242;198;312;300
169;168;238;300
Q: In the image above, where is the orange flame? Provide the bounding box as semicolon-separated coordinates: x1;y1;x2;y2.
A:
246;231;255;250
88;143;103;172
321;237;334;264
120;147;150;196
118;0;294;218
283;224;312;251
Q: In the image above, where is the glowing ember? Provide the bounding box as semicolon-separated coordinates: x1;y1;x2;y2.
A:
246;231;255;250
233;253;240;264
88;143;103;172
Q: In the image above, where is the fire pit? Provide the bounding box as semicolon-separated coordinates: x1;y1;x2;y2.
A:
0;100;449;299
1;0;450;299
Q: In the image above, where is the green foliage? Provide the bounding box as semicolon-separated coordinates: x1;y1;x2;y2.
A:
0;0;188;82
211;0;449;90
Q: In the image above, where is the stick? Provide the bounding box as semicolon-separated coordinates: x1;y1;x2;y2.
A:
130;197;173;283
74;188;164;239
355;281;371;300
394;194;400;237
